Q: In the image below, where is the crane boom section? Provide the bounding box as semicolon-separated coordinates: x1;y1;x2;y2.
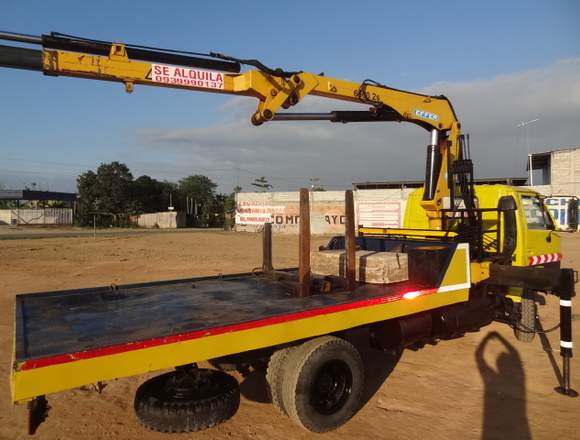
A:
3;35;462;224
43;45;458;129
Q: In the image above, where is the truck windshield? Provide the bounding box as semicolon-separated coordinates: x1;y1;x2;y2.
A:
521;195;554;230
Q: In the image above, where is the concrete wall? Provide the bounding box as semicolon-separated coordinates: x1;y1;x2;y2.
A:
531;147;580;197
235;189;412;234
522;148;580;197
0;208;73;225
545;147;580;196
137;211;186;229
235;191;346;234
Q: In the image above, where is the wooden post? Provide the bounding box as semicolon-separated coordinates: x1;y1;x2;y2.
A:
262;222;273;272
345;190;356;290
298;188;311;297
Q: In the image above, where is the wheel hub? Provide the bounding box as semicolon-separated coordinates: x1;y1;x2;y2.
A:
310;360;353;415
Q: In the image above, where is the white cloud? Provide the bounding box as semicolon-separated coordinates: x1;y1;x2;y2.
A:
134;58;580;191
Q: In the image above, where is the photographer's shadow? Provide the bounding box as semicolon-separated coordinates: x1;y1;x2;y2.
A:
476;331;531;440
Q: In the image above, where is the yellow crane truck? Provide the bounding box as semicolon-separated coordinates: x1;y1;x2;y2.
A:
0;31;577;435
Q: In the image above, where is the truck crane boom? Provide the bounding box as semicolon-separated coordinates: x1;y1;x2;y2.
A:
0;31;467;228
1;31;577;437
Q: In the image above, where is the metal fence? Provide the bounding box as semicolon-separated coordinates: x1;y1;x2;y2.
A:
0;208;73;225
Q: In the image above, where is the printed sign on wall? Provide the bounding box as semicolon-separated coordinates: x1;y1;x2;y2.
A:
357;200;402;228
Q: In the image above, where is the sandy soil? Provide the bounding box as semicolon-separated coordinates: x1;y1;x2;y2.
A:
0;231;578;440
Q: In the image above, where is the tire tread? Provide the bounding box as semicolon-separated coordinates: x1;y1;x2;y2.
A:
134;369;240;433
514;292;537;343
266;347;293;415
282;336;364;433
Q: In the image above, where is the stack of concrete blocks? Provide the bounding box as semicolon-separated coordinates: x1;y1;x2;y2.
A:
310;250;409;284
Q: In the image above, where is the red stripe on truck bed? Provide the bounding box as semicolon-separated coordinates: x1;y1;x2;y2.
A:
19;287;438;371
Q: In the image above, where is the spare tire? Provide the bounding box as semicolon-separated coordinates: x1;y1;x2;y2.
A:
134;368;240;433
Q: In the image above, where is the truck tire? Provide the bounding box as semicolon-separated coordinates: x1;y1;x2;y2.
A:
514;291;537;343
281;336;364;433
134;369;239;433
266;347;294;415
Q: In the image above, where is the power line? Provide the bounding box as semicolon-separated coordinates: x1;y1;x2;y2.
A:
0;156;95;168
0;167;72;176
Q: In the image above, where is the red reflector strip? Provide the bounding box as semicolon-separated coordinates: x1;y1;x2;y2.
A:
528;253;562;266
19;287;440;371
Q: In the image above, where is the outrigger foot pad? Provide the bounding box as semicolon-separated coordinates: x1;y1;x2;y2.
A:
27;395;49;435
555;386;579;398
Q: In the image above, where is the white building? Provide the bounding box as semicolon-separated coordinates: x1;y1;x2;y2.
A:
528;146;580;196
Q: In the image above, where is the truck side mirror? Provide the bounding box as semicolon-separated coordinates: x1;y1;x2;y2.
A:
498;196;517;260
498;196;516;211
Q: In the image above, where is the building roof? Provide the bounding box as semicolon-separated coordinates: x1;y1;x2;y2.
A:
529;146;580;158
0;190;77;201
353;177;528;190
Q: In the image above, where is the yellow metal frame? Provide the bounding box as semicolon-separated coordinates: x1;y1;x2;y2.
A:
8;41;475;403
41;44;461;225
13;288;468;403
12;245;471;403
359;227;458;238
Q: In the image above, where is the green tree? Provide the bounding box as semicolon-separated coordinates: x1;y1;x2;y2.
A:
131;175;169;213
224;185;241;213
76;162;134;226
76;170;99;225
211;193;227;227
178;175;218;226
179;175;217;197
95;162;133;216
0;183;10;209
222;185;241;230
251;176;272;191
309;177;325;191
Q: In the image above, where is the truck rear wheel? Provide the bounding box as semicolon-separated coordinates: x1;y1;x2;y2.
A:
134;367;239;433
266;347;294;415
281;336;364;433
514;291;537;343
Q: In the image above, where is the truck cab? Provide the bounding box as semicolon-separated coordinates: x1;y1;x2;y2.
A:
403;184;561;268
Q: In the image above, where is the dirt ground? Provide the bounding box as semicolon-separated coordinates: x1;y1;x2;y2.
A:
0;230;579;440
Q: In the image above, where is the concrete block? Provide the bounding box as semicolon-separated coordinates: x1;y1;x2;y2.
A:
311;250;408;284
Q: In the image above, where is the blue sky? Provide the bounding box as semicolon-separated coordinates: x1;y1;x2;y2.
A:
1;0;579;192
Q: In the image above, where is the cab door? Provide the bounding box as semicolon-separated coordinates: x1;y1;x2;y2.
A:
516;193;560;266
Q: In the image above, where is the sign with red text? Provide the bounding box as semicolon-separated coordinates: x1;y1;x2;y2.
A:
357;200;402;228
235;201;284;225
151;64;225;89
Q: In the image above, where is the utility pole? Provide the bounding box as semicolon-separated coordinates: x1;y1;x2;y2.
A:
309;177;320;191
516;118;539;186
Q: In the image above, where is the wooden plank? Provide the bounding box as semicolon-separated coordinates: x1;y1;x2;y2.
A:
298;188;311;297
262;222;273;271
311;250;408;284
345;190;356;289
